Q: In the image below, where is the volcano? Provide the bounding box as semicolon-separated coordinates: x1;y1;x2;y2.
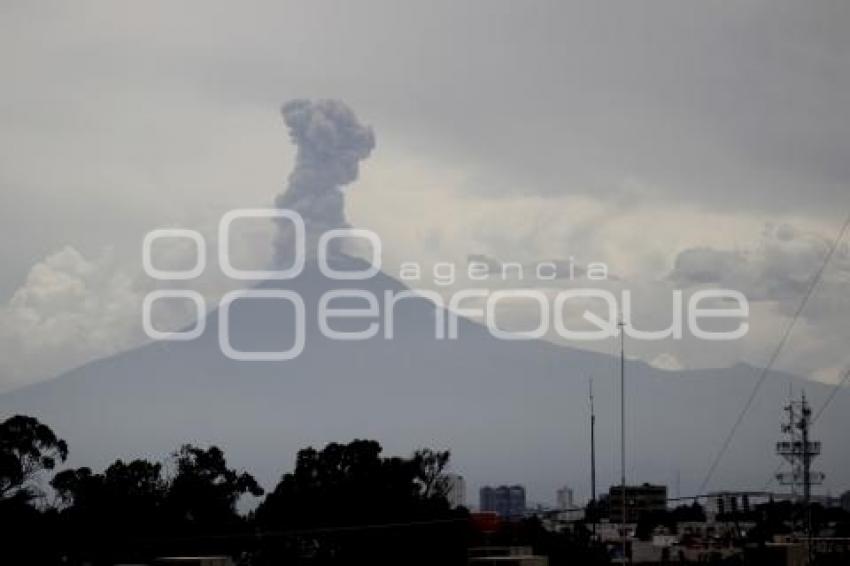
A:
1;254;847;502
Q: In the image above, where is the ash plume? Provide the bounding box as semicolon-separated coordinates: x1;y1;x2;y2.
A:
274;99;375;264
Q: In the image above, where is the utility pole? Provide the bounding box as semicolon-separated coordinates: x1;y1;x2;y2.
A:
589;377;597;537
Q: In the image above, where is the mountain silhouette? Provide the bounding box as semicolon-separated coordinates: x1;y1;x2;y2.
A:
1;256;846;502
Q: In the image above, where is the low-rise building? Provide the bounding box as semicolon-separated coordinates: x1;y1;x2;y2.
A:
705;491;752;522
608;483;667;523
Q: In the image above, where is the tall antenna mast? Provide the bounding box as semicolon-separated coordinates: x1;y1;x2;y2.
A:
776;390;824;563
619;315;627;563
776;391;824;502
589;376;597;537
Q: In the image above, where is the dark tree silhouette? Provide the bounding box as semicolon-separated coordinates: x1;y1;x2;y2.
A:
254;440;468;565
47;447;261;563
413;447;451;498
256;440;454;528
0;416;68;564
0;415;68;502
52;459;167;520
166;444;264;530
49;460;169;563
51;466;99;507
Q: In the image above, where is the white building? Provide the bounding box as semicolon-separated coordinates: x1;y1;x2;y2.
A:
705;491;753;522
556;486;574;510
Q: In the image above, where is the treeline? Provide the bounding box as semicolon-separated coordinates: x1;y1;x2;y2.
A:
0;415;470;565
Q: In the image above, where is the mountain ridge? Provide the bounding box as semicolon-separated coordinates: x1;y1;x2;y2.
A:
0;258;846;504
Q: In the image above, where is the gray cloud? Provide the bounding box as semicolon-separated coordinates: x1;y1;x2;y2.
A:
274;99;375;262
4;1;844;217
669;223;850;316
0;247;146;391
669;248;748;286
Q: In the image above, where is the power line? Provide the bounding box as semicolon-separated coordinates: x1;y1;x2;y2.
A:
812;367;850;423
699;212;850;494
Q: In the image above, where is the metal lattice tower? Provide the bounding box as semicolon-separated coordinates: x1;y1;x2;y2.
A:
775;392;824;504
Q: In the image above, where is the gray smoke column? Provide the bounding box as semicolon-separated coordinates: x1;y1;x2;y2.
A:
274;99;375;263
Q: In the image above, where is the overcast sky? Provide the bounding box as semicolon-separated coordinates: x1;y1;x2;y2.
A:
1;0;849;392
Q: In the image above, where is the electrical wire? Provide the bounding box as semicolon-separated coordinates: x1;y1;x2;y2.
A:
699;212;850;494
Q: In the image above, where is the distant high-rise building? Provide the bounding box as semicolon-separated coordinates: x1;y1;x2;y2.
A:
480;485;526;518
444;474;466;508
556;486;574;510
480;486;495;513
